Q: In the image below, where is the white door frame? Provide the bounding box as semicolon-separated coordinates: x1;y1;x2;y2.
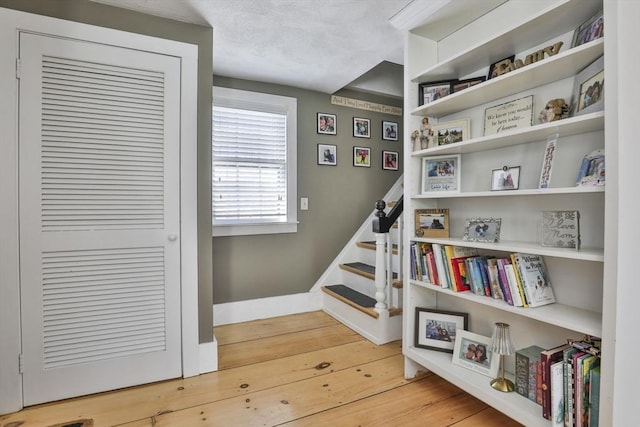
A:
0;8;201;414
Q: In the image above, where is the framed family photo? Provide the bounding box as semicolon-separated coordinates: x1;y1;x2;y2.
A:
491;166;520;191
452;330;500;378
317;144;337;166
382;150;399;171
418;80;452;105
462;218;502;243
353;146;371;167
382;121;398;141
414;208;449;238
421;155;460;194
432;119;470;146
570;55;604;117
414;307;468;353
353;117;371;138
571;11;603;48
317;112;336;135
452;76;486;93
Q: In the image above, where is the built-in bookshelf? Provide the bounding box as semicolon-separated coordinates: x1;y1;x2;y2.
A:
400;1;605;426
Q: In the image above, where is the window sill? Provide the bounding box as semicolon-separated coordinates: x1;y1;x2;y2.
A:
212;222;298;237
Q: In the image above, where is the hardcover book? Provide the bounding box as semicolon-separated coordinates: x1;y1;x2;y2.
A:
513;253;556;307
486;258;504;300
515;345;544;402
550;360;565;427
503;263;524;307
509;253;529;307
444;245;478;291
588;366;601;427
541;343;571;419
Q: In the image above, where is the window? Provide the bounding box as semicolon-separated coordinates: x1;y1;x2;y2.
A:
212;86;297;236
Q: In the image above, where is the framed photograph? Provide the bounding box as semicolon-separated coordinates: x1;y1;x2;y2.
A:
491;166;520;191
463;218;502;243
576;148;604;186
432;119;470;146
414;307;468;353
317;113;336;135
452;329;500;378
353;117;371;138
382;121;398;141
571;11;604;48
421;155;460;194
353;146;371;167
382;150;399;171
418;80;453;106
317;144;337;166
570;55;604;117
452;76;486;93
414;208;449;238
488;55;515;79
542;210;581;250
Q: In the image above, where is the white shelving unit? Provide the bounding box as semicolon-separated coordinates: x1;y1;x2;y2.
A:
400;1;605;426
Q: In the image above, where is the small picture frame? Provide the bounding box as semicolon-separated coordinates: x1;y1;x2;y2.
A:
414;208;449;238
317;113;336;135
488;55;515;80
382;121;398;141
576;149;605;186
452;76;486;93
353;117;371;138
570;55;604;117
432;119;470;146
353;146;371;167
382;150;399;171
317;144;337;166
491;166;520;191
418;80;453;106
463;218;502;243
542;210;581;250
414;307;468;353
571;11;604;48
421;155;461;194
452;329;500;378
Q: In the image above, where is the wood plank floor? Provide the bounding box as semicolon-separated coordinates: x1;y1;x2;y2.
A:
1;311;523;427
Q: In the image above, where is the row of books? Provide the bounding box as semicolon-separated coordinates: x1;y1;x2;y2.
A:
515;338;601;427
409;242;556;307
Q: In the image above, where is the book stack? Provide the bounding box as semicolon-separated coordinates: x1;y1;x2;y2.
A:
409;245;556;308
515;339;601;427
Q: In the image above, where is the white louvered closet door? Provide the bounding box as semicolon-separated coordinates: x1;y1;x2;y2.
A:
19;32;182;405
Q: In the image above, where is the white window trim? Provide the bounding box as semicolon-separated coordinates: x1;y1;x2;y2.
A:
212;86;297;237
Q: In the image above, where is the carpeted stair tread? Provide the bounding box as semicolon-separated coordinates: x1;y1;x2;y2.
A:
324;284;376;308
341;262;398;280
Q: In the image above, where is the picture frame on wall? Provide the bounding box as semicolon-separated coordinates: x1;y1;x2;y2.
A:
382;121;398;141
353;117;371;138
570;55;604;117
418;80;453;106
414;307;468;353
432;119;470;146
317;143;337;166
353;146;371;167
414;208;449;238
317;112;337;135
421;154;461;194
452;329;500;378
382;150;399;171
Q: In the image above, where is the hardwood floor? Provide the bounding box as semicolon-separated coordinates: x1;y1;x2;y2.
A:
1;311;523;427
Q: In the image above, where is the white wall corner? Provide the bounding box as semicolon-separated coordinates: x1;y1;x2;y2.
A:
213;292;323;326
199;339;218;374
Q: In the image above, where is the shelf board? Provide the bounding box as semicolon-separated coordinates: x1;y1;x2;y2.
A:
411;0;602;83
411;237;604;262
412;185;604;199
410;280;602;337
411;111;604;156
412;39;604;118
404;346;550;427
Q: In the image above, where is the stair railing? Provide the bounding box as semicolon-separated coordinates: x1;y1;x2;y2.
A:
372;196;403;313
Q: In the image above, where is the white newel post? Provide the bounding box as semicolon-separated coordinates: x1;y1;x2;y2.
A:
374;232;388;312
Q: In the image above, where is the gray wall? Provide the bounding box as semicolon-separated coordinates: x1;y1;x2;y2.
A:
213;76;403;303
0;0;214;343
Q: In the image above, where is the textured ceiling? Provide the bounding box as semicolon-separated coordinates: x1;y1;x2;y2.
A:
90;0;414;96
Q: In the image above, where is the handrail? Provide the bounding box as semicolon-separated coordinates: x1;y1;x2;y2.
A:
372;196;403;234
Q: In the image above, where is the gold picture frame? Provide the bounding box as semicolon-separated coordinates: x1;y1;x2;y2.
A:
414;208;449;238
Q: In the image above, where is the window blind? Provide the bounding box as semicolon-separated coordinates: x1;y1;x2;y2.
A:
212;105;288;224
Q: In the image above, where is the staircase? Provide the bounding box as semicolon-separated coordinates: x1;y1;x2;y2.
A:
311;178;403;345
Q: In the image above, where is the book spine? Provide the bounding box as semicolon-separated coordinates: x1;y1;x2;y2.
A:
487;259;504;300
496;258;514;305
504;264;524;307
477;257;491;297
588;366;600;427
510;253;529;307
427;250;438;285
537;359;543;405
515;351;529;398
551;361;565;427
431;244;448;288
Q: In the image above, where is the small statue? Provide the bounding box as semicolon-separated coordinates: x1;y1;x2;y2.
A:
411;130;420;151
420;117;434;149
539;98;569;123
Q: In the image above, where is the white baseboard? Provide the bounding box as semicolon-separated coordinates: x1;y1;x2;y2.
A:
213;291;322;326
199;339;218;374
